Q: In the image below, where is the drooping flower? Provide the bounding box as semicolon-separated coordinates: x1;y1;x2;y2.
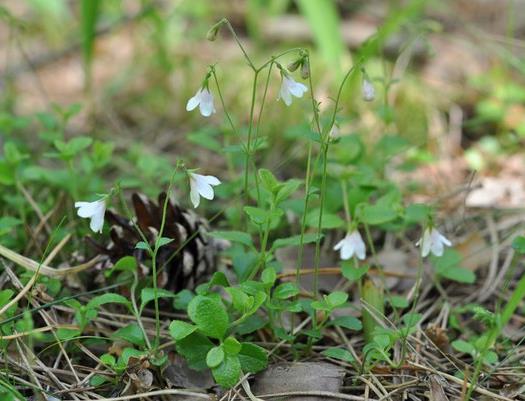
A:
333;230;366;260
278;75;308;106
189;173;221;208
329;124;339;141
417;227;452;257
361;78;375;102
75;199;106;233
186;87;216;117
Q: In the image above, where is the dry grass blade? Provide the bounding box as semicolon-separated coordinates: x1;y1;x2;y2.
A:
0;243;100;277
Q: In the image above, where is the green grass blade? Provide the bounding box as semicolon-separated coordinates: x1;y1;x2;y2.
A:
357;0;428;60
295;0;346;75
81;0;101;90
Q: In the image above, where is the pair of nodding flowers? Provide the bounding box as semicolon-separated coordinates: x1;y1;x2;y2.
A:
75;171;221;234
189;81;315;116
334;225;452;260
185;69;308;117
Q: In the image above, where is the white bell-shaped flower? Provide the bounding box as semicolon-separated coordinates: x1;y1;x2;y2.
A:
334;230;366;260
417;227;452;257
189;173;221;208
329;124;339;140
361;78;375;102
75;199;106;233
278;75;308;106
186;87;216;117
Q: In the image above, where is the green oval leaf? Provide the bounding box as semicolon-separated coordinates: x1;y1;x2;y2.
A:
322;347;355;363
188;295;229;340
212;355;241;388
238;342;268;373
169;320;197;341
87;293;130;310
206;346;225;368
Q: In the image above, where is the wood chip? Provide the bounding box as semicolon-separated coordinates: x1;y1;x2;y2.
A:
252;362;345;401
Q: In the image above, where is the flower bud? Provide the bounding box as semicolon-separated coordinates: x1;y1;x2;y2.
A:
300;60;310;79
361;78;375;102
287;59;301;72
206;20;225;41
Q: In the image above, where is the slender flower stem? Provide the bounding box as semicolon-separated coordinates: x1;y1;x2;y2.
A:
397;247;424;366
248;203;275;280
219;19;261;206
243;71;260;203
312;142;329;300
222;19;256;71
116;188;159;347
341;180;351;225
150;174;176;348
300;56;324;306
256;48;304;72
312;63;361;303
130;271;152;350
252;61;274;152
219;19;304;208
118;191;151;252
292;140;313;334
295;142;313;285
211;68;241;223
211;67;238;137
361;221;407;369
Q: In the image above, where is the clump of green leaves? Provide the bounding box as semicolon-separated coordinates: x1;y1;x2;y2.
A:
169;278;268;387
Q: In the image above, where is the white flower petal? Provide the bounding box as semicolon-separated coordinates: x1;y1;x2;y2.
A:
333;238;345;251
438;232;452;247
340;241;354;260
362;79;375;101
352;232;366;260
74;201;96;218
190;185;200;208
199;103;213;117
279;83;292;106
329;125;339;140
198;89;216;117
288;81;308;97
197;182;214;200
89;207;105;233
75;199;106;233
189;173;221;207
431;241;444;256
419;227;452;257
186;89;201;111
335;231;366;261
418;228;430;257
279;76;307;106
201;175;221;186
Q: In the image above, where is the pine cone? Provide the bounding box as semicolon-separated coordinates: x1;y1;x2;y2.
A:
88;192;227;292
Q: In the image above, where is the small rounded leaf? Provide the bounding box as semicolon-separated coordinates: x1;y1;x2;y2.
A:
212;355;241;388
238;342;268;373
223;336;242;356
326;291;348;308
188;295;229;339
169;320;197;341
206;346;225;368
